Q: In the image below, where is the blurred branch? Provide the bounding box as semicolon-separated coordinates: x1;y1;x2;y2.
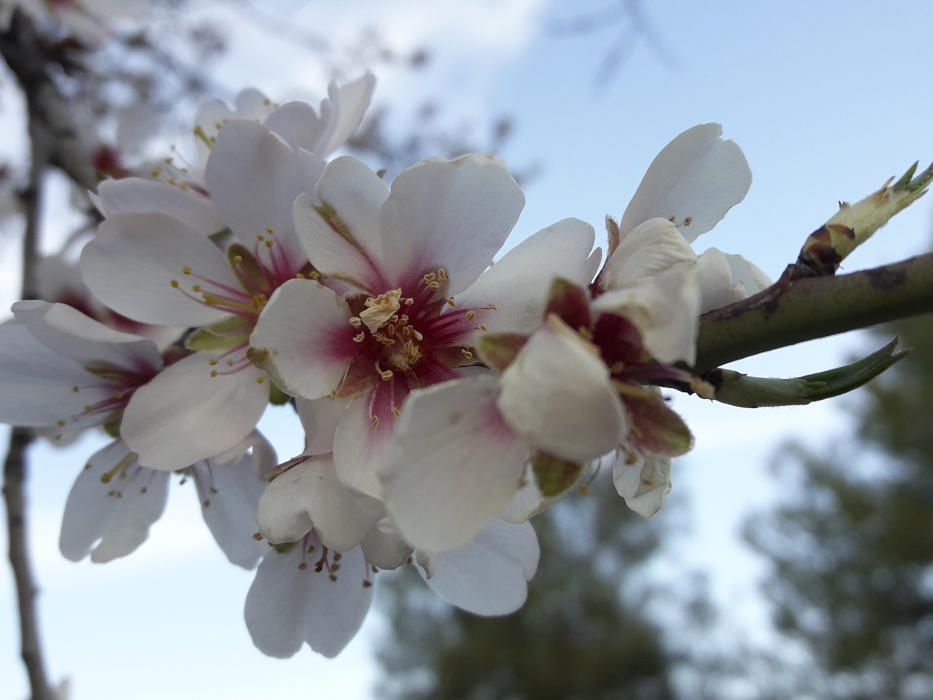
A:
2;12;55;700
550;0;675;86
0;13;97;190
694;252;933;374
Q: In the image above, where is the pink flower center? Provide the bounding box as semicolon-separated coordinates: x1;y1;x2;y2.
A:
339;268;487;413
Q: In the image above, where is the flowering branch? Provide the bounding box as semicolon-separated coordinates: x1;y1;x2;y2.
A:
2;14;55;700
694;252;933;374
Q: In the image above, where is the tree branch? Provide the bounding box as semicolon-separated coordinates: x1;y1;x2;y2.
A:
2;12;56;700
694;252;933;374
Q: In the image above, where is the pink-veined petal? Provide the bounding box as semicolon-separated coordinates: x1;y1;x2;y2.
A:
498;316;627;462
250;279;356;399
293;156;388;290
379;375;530;552
620;123;752;243
121;353;269;470
379;155;525;294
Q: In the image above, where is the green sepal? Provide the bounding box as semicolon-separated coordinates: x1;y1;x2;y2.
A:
475;332;528;372
708;337;907;408
531;451;584;498
185;316;252;352
268;383;292;406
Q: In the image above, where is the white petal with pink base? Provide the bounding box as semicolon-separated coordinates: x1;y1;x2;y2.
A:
379;375;530;553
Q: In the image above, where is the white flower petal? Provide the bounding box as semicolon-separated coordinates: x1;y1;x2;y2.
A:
263;101;322;150
333;387;398;499
620;123;751;243
593;264;701;365
316;73;376;156
380;375;530;552
498;316;627;462
0;323;105;428
599;217;697;291
613;450;672;518
256;462;315;544
95;177;224;235
12;300;161;374
258;456;382;551
379;155;525;294
192;456;267;569
59;440;170;563
456;217;600;337
296;397;346;456
205;120;323;259
250;279;355;399
696;248;772;313
361;518;412;570
81;212;238;327
294;156;388;289
244;541;373;658
418;520;539;616
122;353;269;470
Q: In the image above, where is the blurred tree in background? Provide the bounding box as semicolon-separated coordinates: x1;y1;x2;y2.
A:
377;476;721;700
745;314;933;699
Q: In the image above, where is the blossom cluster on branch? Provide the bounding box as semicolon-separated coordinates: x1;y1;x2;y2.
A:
7;67;891;659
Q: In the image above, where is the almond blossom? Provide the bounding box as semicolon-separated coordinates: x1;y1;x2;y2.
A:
79;87;376;470
93;74;375;237
245;401;539;657
250;153;600;500
379;272;698;552
0;301;272;566
597;123;768;315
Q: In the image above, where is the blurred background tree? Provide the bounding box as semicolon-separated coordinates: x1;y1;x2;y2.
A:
745;314;933;700
376;475;723;700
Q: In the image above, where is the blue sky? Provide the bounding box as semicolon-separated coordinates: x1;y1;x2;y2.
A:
2;1;932;698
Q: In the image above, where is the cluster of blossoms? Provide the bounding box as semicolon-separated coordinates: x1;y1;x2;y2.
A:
0;73;768;657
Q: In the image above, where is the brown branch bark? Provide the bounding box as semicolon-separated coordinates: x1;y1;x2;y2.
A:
694;253;933;374
2;12;56;700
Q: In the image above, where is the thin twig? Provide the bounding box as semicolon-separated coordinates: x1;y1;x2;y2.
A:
2;11;56;700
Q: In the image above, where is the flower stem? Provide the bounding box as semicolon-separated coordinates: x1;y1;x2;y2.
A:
694;252;933;374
